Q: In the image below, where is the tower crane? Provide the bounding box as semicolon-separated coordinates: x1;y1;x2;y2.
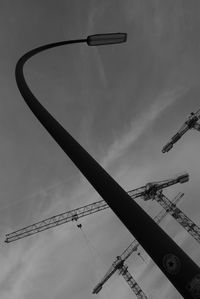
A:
162;108;200;153
93;188;200;296
5;173;188;243
92;192;184;296
136;179;200;244
6;177;199;298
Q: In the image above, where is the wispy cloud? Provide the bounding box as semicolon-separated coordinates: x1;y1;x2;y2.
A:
0;238;52;299
1;1;200;298
101;87;187;169
0;175;110;298
83;0;108;88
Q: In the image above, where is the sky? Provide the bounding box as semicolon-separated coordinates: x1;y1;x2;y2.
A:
0;0;200;298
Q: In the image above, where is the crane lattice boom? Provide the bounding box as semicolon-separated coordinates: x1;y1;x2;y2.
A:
128;172;188;201
119;263;148;299
5;200;108;242
92;192;183;294
156;192;200;244
162;107;200;153
5;173;188;243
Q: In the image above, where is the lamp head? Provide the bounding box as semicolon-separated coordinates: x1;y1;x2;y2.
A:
87;32;127;46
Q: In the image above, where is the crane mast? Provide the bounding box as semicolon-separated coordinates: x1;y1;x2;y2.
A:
156;192;200;243
92;192;183;295
138;185;200;244
94;189;200;296
5;173;188;243
119;262;148;299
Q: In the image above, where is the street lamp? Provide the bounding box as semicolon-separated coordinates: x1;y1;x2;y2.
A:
15;33;200;298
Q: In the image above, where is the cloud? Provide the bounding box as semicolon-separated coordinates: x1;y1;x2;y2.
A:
78;0;108;91
0;177;93;298
0;237;52;299
0;174;114;299
101;87;187;169
1;2;200;298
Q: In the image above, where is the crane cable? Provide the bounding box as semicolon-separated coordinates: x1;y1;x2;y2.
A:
137;252;146;263
74;220;107;271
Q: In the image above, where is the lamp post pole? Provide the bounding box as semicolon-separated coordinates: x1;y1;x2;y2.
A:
15;33;200;298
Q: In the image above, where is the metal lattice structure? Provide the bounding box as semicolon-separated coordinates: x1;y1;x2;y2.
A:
162;108;200;153
92;192;183;295
5;200;108;242
5;173;188;243
119;263;148;299
156;192;200;243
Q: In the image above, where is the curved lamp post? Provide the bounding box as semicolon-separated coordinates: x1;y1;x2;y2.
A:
15;33;200;298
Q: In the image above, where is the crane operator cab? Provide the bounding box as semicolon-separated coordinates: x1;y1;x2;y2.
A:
115;256;124;269
185;112;198;129
143;183;158;201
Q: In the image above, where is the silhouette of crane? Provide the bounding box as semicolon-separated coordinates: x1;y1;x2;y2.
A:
94;186;200;296
154;192;200;244
93;192;184;297
5;174;195;297
6;190;188;297
5;173;188;243
162;108;200;153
